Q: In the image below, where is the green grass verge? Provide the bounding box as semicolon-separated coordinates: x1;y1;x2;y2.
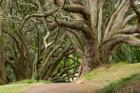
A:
0;84;32;93
0;79;51;93
84;62;140;81
97;74;140;93
81;63;140;85
78;62;140;93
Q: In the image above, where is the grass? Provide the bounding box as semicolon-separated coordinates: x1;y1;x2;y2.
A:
81;62;140;86
78;62;140;93
97;74;140;93
14;79;51;84
0;83;32;93
84;62;140;80
0;79;51;93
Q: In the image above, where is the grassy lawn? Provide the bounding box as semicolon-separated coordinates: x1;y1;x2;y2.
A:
81;62;140;87
0;80;51;93
0;84;33;93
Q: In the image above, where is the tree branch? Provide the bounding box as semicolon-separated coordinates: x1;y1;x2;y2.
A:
44;28;59;48
97;0;105;44
122;13;136;27
122;35;140;47
119;25;139;34
51;19;92;38
0;0;2;5
104;0;127;41
111;1;130;30
65;29;84;56
129;0;140;31
21;7;59;31
129;0;140;17
63;5;90;20
104;34;140;51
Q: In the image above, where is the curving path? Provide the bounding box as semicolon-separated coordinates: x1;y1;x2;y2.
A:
21;63;140;93
21;83;100;93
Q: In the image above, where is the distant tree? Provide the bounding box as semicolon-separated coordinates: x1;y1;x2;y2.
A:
2;0;79;82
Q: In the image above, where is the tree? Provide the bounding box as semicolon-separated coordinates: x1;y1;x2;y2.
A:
6;0;140;79
0;0;7;84
48;0;140;74
2;0;80;82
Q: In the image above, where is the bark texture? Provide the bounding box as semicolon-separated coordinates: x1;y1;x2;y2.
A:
0;7;7;85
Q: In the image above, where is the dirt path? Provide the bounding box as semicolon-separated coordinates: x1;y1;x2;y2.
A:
21;82;101;93
21;63;140;93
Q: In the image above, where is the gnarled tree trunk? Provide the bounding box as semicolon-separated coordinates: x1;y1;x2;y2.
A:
80;37;111;74
0;7;7;85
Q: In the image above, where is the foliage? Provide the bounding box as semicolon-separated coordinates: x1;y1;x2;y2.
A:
110;44;140;63
5;64;16;82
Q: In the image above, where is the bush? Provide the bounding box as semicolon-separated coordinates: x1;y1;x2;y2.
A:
110;44;140;64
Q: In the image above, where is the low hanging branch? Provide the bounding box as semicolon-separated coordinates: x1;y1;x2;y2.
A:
123;35;140;47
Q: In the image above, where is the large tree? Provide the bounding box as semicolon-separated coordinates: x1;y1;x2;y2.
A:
17;0;140;76
49;0;140;74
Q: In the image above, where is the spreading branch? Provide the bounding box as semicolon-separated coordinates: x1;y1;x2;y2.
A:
21;7;59;31
119;25;139;34
104;0;127;41
129;0;140;31
122;13;136;27
123;35;140;47
50;19;92;38
63;5;90;20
